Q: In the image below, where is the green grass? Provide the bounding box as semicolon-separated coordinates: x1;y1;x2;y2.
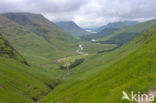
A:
41;24;156;103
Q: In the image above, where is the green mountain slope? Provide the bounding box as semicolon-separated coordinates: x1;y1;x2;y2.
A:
56;21;90;37
96;21;139;32
0;34;66;103
41;24;156;103
0;13;78;67
98;19;156;45
80;21;139;42
3;13;77;50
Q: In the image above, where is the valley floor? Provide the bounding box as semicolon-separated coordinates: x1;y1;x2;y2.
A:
40;25;156;103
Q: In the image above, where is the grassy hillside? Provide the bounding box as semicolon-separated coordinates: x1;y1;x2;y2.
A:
98;19;156;45
56;21;90;37
0;58;66;103
0;13;78;67
0;34;67;103
41;24;156;103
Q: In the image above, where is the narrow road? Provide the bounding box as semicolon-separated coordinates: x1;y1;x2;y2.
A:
76;44;88;55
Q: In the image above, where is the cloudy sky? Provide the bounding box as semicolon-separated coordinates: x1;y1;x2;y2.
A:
0;0;156;28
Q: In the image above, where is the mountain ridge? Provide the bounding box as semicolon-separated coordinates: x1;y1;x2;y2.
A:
56;21;90;36
96;21;139;32
1;13;78;67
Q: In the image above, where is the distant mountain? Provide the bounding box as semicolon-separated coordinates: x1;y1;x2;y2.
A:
1;13;78;67
96;21;139;32
56;21;90;36
98;19;156;45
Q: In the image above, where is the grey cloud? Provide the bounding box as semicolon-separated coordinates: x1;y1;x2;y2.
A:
74;0;156;27
0;0;87;13
22;0;87;13
0;0;156;27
